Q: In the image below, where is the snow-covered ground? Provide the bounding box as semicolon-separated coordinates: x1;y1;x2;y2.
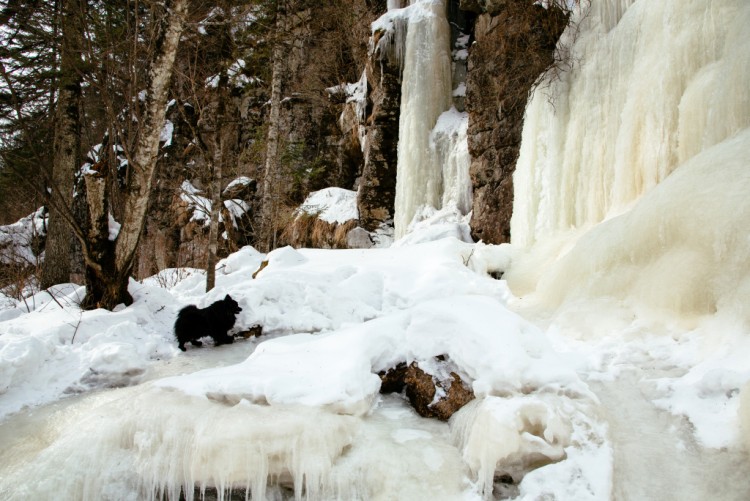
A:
1;212;749;499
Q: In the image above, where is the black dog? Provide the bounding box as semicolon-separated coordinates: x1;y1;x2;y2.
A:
174;294;242;351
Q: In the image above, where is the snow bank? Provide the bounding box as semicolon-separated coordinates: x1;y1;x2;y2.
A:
0;237;608;500
0;282;178;417
158;294;591;415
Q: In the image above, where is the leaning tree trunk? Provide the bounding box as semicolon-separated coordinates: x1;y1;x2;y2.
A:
81;0;188;310
42;0;83;288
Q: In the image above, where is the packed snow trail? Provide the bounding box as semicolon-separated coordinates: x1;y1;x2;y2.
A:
591;369;750;501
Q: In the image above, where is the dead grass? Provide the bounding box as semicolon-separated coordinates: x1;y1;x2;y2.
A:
281;212;357;249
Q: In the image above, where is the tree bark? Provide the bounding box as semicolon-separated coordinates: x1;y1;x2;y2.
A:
260;1;287;252
81;0;188;310
42;0;83;288
206;72;228;293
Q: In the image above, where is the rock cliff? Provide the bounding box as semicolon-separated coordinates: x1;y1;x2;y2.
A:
462;0;568;244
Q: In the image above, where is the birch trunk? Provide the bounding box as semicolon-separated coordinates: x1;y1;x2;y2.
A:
81;0;188;310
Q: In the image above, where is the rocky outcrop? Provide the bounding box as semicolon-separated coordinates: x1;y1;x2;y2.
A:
356;24;403;231
282;215;358;249
380;358;475;421
462;0;569;243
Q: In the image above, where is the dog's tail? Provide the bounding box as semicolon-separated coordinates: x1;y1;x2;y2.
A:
176;304;198;319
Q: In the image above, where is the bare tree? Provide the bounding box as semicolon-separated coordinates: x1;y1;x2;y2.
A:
205;66;230;292
80;0;188;310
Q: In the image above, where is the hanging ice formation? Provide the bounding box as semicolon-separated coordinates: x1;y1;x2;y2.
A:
507;0;750;323
374;0;472;239
512;0;750;249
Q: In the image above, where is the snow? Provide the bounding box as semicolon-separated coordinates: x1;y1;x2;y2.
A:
108;213;121;241
0;223;615;500
0;207;46;265
179;180;211;223
159;120;174;147
222;176;253;195
4;204;747;498
205;59;257;89
296;187;358;224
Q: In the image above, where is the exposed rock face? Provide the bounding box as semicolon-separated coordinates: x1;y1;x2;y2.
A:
462;0;568;243
357;28;402;231
134;98;259;278
282;216;358;249
379;358;475;421
267;2;375;208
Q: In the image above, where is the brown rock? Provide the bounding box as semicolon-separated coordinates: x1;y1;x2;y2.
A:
465;3;569;243
236;325;263;339
357;26;403;231
379;358;475;421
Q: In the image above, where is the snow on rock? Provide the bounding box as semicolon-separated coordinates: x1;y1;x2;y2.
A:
222;176;253;195
179;180;211;224
107;213;121;241
222;199;249;228
0;207;46;266
296;187;358;224
159;120;174;147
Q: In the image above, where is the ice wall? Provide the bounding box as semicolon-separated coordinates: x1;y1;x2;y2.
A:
507;0;750;324
373;0;473;239
512;0;750;248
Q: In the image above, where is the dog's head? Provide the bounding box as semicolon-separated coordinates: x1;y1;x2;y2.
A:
224;294;243;315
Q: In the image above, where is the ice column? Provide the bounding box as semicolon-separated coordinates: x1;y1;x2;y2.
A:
392;0;453;238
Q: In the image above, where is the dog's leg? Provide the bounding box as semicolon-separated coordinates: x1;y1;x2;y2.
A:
190;340;203;347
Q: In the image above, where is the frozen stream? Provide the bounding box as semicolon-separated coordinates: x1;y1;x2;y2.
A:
0;337;470;500
3;326;749;500
590;369;750;501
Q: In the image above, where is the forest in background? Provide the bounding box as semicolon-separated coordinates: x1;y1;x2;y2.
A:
0;0;572;310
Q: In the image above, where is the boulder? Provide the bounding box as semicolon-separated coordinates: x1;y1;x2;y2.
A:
379;358;475;421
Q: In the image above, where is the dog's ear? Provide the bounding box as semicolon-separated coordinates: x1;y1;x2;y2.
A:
225;294;231;301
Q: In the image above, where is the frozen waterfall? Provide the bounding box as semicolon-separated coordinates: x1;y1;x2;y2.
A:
386;0;471;239
511;0;750;248
507;0;750;326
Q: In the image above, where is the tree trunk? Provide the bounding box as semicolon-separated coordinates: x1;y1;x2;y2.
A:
260;1;287;252
81;0;188;310
42;0;83;288
206;73;228;293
